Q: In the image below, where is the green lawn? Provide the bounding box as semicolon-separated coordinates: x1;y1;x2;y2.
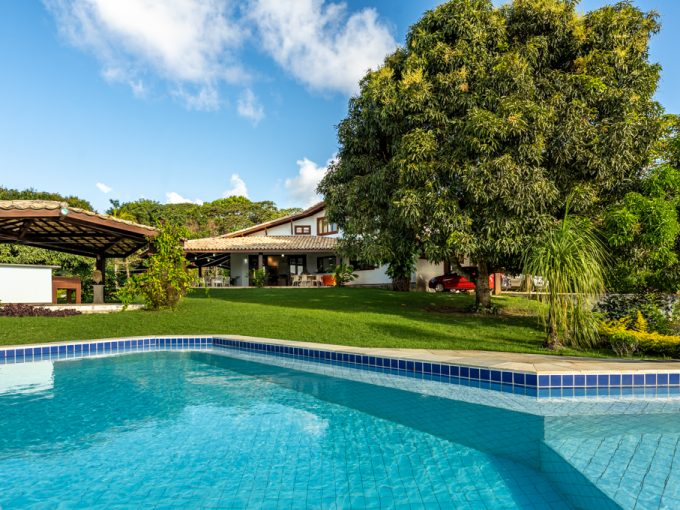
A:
0;287;605;356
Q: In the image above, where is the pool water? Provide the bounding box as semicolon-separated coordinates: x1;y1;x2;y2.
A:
0;350;678;509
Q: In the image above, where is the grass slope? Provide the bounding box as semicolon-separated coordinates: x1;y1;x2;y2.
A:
0;288;598;356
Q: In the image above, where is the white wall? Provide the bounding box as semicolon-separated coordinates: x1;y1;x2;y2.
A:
0;264;55;304
246;208;341;238
349;264;392;286
229;256;250;287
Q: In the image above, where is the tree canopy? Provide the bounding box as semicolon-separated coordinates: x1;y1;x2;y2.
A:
603;115;680;293
319;0;663;304
111;196;300;239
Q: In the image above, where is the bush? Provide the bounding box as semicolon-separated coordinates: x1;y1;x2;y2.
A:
0;304;81;317
600;319;680;358
250;268;266;288
333;263;358;287
118;223;195;310
596;293;679;334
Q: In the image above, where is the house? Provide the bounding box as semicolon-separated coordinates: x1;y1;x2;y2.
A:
184;202;443;289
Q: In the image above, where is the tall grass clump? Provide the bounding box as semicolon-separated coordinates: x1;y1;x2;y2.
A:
524;208;607;350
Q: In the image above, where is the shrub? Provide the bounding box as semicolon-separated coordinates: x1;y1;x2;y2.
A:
250;268;267;288
118;223;195;310
600;319;680;358
0;303;81;317
596;293;679;334
333;263;358;287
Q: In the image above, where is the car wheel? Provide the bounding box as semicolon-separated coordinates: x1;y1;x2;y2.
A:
435;283;445;292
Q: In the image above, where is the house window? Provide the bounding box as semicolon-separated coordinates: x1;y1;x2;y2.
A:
317;256;336;273
350;260;378;271
289;255;306;275
317;217;338;235
294;225;311;235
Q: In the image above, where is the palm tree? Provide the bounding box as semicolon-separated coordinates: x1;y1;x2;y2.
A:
524;205;607;350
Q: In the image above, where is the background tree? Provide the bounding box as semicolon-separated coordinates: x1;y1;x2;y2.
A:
603;115;680;293
320;0;662;306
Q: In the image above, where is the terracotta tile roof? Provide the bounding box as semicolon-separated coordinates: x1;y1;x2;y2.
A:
220;201;325;238
0;200;156;232
184;235;337;253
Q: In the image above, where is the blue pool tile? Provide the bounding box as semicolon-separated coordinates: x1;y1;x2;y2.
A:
538;375;549;387
658;373;669;386
671;373;680;385
634;374;645;386
574;374;585;387
549;375;561;387
597;375;608;387
431;364;440;375
562;375;573;387
441;364;450;376
502;372;513;384
480;369;490;381
491;370;501;382
513;372;525;385
470;367;479;380
609;374;621;386
586;374;597;387
414;362;422;373
525;374;537;387
460;366;469;378
450;365;460;377
424;363;432;374
645;373;657;386
622;374;633;386
406;361;414;372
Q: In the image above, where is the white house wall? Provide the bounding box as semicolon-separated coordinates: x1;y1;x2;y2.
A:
0;264;55;303
230;256;250;287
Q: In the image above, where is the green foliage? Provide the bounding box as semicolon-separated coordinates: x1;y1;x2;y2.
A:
320;0;662;307
333;263;358;287
523;208;607;349
600;320;680;359
0;186;93;210
603;116;680;293
118;223;195;310
596;293;679;335
250;267;267;288
110;196;301;239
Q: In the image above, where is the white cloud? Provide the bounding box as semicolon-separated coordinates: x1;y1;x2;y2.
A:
284;156;333;206
45;0;247;108
223;174;248;198
96;182;112;193
237;88;264;124
45;0;397;115
247;0;397;95
166;191;203;205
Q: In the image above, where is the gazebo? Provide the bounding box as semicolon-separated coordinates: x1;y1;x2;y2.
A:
0;200;157;302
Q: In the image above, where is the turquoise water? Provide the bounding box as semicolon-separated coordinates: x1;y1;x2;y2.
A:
0;350;678;509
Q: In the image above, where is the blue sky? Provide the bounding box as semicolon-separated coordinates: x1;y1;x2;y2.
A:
0;0;678;213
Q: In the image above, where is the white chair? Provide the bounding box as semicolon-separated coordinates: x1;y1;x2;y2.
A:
291;275;301;287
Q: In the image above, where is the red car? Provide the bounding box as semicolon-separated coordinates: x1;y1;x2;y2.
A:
428;270;495;292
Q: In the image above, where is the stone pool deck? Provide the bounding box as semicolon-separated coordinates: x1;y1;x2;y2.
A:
224;335;680;375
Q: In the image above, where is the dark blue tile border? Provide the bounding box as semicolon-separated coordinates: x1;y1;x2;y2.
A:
2;336;680;399
210;337;680;399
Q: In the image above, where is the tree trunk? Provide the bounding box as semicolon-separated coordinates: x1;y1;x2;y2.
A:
392;275;410;292
475;260;492;309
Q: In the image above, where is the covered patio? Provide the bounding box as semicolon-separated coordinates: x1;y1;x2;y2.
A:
184;235;339;287
0;200;157;303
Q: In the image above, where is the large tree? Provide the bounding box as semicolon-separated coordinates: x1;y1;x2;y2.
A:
319;0;662;304
604;115;680;293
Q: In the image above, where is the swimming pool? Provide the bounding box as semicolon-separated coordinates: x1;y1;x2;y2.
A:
1;341;679;509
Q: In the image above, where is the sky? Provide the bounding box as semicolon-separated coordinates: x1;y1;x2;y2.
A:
0;0;679;213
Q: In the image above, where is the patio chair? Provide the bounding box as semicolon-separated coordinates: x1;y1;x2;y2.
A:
291;275;301;287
